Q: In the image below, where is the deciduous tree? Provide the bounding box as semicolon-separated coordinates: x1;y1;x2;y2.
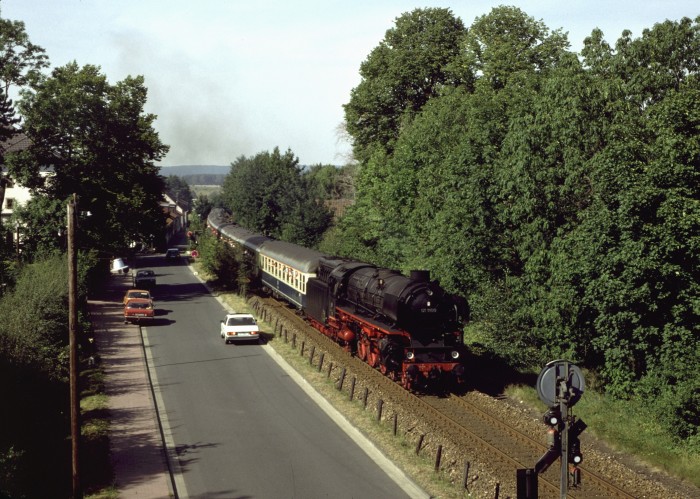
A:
0;14;48;213
9;62;168;255
344;8;467;162
222;148;331;247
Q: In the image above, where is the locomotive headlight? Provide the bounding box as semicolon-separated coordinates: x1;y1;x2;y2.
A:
450;350;460;360
406;351;415;360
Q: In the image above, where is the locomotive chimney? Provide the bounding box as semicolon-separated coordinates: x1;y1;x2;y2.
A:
410;270;430;282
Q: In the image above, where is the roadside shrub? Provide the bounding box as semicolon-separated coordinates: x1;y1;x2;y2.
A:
0;253;78;497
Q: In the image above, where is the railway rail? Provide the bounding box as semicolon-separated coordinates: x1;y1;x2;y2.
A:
254;295;666;498
427;395;636;498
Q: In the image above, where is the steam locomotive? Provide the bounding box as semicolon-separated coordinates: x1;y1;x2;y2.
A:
207;208;469;391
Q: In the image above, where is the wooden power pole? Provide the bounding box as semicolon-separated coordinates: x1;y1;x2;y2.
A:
67;197;82;498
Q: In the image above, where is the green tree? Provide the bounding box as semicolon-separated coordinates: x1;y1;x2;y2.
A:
0;14;49;212
10;196;65;256
165;174;194;209
457;6;569;91
8;62;168;255
193;192;215;222
222;148;331;247
303;163;356;201
344;8;467;162
331;8;700;443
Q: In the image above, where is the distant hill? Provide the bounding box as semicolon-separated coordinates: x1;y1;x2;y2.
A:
160;165;230;186
160;165;230;176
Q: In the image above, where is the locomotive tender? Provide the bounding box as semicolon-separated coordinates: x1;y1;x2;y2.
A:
207;208;469;391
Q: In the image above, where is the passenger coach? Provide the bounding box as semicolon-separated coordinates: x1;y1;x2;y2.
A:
207;208;326;308
258;240;325;309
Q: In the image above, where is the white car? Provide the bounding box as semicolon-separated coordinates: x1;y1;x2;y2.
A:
220;313;260;344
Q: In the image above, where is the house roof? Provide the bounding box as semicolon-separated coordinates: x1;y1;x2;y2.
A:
0;130;31;155
0;131;55;174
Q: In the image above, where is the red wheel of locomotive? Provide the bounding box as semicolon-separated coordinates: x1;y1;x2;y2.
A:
367;347;380;368
357;337;369;361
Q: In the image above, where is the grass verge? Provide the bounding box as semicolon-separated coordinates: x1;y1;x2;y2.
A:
81;360;118;498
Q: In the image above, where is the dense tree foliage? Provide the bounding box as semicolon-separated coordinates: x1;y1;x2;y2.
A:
344;8;467;162
0;251;98;497
303;163;356;201
8;62;169;256
0;14;48;219
221;148;332;248
181;173;226;186
336;7;699;445
196;225;241;290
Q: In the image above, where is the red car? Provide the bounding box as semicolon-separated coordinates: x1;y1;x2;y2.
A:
124;298;155;324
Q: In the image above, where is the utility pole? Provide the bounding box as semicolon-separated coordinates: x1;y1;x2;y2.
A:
67;196;82;498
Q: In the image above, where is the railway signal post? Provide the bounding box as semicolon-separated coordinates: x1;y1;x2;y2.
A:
519;360;586;499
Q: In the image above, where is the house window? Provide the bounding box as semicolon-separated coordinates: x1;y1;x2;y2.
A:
5;198;14;210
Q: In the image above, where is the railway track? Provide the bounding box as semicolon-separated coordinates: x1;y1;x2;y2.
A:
255;296;641;498
427;395;636;498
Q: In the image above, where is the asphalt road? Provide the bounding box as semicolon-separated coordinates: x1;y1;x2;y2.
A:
137;253;418;498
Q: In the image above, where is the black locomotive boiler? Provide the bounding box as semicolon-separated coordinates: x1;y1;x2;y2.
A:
305;257;469;390
207;208;470;391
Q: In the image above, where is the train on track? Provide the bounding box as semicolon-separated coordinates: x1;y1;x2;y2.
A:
207;208;470;392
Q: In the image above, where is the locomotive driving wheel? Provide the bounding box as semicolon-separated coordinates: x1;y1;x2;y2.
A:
357;336;369;361
367;347;380;368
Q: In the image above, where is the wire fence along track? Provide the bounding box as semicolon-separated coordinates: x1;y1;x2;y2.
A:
254;296;636;499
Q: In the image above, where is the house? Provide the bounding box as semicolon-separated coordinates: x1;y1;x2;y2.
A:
162;192;188;244
0;132;49;225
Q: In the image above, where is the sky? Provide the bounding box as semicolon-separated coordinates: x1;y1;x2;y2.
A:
1;1;697;167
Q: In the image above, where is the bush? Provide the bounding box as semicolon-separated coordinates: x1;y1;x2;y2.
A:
0;252;97;498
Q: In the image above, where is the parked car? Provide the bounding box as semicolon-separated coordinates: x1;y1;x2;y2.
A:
123;289;153;306
133;269;156;288
220;312;260;344
124;298;155;324
165;248;181;259
110;257;129;274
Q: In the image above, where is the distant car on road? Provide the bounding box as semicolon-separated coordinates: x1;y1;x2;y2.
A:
123;289;153;306
165;248;181;259
133;269;156;288
124;298;155;324
220;312;260;344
